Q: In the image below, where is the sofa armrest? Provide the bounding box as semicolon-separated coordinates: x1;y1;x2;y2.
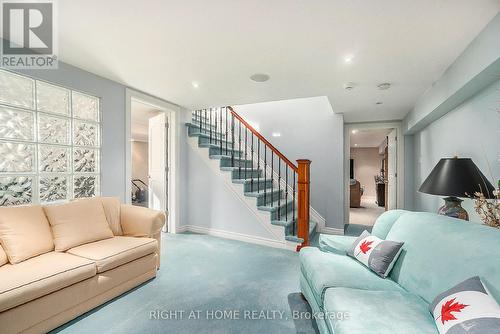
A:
319;234;357;255
120;204;166;237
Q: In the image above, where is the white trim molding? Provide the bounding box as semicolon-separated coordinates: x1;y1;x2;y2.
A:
343;121;405;226
176;225;298;251
125;88;181;234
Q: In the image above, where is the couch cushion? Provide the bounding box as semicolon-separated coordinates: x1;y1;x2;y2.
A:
323;287;438;334
318;234;357;255
371;209;410;238
299;247;403;307
386;212;500;304
44;198;114;251
0;205;54;264
0;245;7;266
67;236;157;273
75;197;123;236
0;252;96;312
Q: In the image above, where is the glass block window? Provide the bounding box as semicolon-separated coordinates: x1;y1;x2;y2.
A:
0;69;101;206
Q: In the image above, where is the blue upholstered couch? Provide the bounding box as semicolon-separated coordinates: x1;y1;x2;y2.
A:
299;210;500;334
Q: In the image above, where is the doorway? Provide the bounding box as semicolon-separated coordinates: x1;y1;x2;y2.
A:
344;123;404;235
125;89;179;233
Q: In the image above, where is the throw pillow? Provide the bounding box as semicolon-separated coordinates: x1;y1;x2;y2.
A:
44;198;114;251
429;276;500;334
0;205;54;263
347;230;403;278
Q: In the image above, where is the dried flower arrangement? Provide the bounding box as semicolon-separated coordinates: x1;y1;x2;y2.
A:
473;182;500;228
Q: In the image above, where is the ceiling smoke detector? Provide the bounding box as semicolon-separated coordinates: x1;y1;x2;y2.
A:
344;82;356;90
250;73;270;82
377;83;391;90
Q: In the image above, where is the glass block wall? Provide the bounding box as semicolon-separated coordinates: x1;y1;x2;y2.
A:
0;69;101;206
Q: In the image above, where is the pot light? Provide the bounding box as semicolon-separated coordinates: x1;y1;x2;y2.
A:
377;83;391;90
351;129;358;134
376;101;383;105
191;81;199;89
272;132;281;137
250;73;270;82
344;55;354;64
344;82;356;90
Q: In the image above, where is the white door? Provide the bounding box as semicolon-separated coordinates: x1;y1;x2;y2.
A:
387;129;397;210
148;113;166;213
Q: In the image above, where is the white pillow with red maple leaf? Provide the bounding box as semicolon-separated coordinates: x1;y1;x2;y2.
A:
430;276;500;334
346;230;404;278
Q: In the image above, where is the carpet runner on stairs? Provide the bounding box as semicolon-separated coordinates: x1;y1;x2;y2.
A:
186;116;317;244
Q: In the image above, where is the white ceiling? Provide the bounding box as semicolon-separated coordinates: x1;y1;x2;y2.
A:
350;128;392;148
131;100;162;142
53;0;500;122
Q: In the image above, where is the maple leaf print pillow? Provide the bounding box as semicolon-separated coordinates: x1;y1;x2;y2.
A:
346;230;404;278
430;276;500;334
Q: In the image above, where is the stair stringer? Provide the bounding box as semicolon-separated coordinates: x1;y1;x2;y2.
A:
187;136;300;251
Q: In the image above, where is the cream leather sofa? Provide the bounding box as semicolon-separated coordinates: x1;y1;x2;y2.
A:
0;197;165;334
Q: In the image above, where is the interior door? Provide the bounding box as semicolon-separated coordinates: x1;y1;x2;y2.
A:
386;129;397;210
148;113;166;213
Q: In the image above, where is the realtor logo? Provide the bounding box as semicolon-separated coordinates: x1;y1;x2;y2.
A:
1;0;58;69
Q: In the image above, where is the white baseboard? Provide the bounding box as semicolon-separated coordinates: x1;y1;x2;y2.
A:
178;225;295;250
319;226;344;235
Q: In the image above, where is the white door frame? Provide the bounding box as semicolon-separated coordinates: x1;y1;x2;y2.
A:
125;88;180;233
343;121;405;226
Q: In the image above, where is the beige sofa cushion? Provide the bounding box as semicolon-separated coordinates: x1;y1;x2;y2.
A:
0;205;54;264
44;198;114;251
67;236;157;273
0;245;7;266
0;252;96;312
75;197;123;236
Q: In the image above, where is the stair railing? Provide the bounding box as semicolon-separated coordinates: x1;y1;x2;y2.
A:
192;106;311;250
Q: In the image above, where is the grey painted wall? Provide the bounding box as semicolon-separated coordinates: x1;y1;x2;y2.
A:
14;62;127;201
411;79;500;222
235;97;345;229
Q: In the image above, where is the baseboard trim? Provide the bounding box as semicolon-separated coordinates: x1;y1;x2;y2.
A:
179;225;292;249
319;227;344;235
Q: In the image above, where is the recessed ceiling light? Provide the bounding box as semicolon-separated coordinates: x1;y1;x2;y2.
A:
191;81;199;88
351;129;358;134
250;73;270;82
272;132;281;137
376;101;383;105
344;82;356;90
377;83;391;90
344;55;354;64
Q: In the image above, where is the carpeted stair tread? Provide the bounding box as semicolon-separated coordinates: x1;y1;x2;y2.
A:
221;166;262;172
244;188;282;198
283;221;317;243
257;199;294;212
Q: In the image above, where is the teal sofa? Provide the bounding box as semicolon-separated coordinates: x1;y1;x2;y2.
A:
299;210;500;334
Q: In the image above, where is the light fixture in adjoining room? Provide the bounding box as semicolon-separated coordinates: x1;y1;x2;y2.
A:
354;143;358;147
250;73;270;82
272;132;281;137
351;129;358;134
191;81;199;89
377;83;391;90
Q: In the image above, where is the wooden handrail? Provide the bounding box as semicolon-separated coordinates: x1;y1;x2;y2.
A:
228;106;298;173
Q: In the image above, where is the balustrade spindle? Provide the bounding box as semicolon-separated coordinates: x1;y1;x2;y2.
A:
244;128;248;180
238;120;242;179
225;107;228;155
285;166;288;221
293;172;296;234
198;110;202;134
264;147;267;206
231;114;235;166
271;151;274;208
278;159;281;220
250;132;254;192
209;108;212;144
257;139;260;193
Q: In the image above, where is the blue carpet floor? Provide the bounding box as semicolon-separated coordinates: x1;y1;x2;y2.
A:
51;233;319;334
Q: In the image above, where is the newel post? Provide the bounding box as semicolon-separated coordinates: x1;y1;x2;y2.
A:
296;159;311;251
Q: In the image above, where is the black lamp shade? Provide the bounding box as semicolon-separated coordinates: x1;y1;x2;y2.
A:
419;158;495;199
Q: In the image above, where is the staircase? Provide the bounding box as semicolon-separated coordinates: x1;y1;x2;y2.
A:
185;106;317;250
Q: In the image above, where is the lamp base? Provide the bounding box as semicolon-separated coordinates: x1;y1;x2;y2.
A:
437;196;469;221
